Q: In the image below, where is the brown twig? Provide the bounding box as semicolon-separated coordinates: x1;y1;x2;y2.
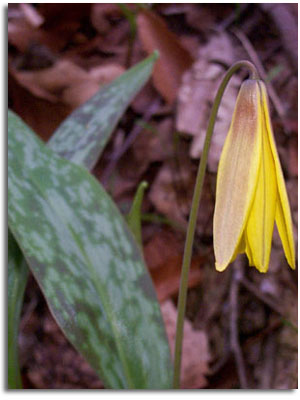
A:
259;332;276;389
216;3;250;32
259;3;297;72
229;260;248;388
239;276;284;316
101;98;161;184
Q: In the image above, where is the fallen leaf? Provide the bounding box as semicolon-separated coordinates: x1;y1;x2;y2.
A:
144;229;203;302
9;72;71;140
176;32;241;172
132;118;174;163
8;18;57;53
137;9;194;103
62;64;125;108
103;117;176;200
90;3;120;35
184;4;215;32
149;159;194;226
161;300;210;388
8;4;68;53
10;59;124;108
38;3;91;34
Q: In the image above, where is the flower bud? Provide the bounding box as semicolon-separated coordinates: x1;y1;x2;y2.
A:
213;79;295;273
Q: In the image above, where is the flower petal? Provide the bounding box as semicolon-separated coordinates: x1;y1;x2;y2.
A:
245;231;255;267
244;96;277;273
214;80;262;271
259;82;296;269
229;233;246;264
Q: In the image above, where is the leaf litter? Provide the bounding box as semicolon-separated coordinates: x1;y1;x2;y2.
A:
9;3;297;389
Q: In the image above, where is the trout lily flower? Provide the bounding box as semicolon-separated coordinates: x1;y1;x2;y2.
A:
213;79;295;273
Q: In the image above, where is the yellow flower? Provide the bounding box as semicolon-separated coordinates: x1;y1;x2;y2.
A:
213;79;295;273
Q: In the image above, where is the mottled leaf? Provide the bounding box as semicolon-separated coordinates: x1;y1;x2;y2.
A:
8;110;172;389
8;53;159;388
48;52;159;170
8;230;29;389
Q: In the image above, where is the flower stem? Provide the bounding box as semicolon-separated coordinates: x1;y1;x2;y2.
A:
173;60;259;389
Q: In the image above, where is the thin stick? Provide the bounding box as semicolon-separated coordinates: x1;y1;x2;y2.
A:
259;332;276;389
230;261;248;389
232;28;287;129
240;276;284;316
172;60;259;388
101;99;160;184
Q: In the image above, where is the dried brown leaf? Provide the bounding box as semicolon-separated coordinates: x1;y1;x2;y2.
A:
137;9;194;103
148;162;191;226
161;300;210;388
63;64;125;108
176;32;240;172
8;19;56;53
8;3;69;53
90;4;120;35
9;72;71;140
132;118;174;163
144;229;203;302
10;60;124;108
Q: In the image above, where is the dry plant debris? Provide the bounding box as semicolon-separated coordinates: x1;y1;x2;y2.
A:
137;8;194;103
176;32;242;172
161;300;210;389
9;3;297;389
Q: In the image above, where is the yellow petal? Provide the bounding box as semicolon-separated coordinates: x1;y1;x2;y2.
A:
259;82;295;269
229;233;246;263
245;231;255;267
245;94;277;273
214;80;262;271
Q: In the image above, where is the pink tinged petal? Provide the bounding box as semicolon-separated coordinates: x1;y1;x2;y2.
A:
214;80;262;271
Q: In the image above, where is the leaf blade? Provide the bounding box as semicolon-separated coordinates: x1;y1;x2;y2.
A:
8;230;29;389
48;52;158;170
8;53;159;388
8;110;172;389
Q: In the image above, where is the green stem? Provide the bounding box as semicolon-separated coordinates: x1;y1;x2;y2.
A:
173;60;259;389
118;3;137;67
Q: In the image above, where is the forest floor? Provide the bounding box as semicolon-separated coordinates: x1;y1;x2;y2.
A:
8;3;298;389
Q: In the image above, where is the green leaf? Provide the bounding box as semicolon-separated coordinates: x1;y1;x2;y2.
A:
127;181;148;247
7;53;159;389
8;110;172;389
8;230;29;389
48;52;159;170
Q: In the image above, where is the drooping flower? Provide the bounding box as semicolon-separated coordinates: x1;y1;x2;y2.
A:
213;79;295;273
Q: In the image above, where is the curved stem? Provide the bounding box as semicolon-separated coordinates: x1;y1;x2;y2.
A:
173;60;259;389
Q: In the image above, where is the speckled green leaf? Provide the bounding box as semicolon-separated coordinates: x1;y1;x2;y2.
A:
8;53;158;389
48;52;158;170
8;230;29;389
8;110;172;389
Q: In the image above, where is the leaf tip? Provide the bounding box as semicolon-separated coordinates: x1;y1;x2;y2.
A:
152;49;160;61
140;180;149;190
